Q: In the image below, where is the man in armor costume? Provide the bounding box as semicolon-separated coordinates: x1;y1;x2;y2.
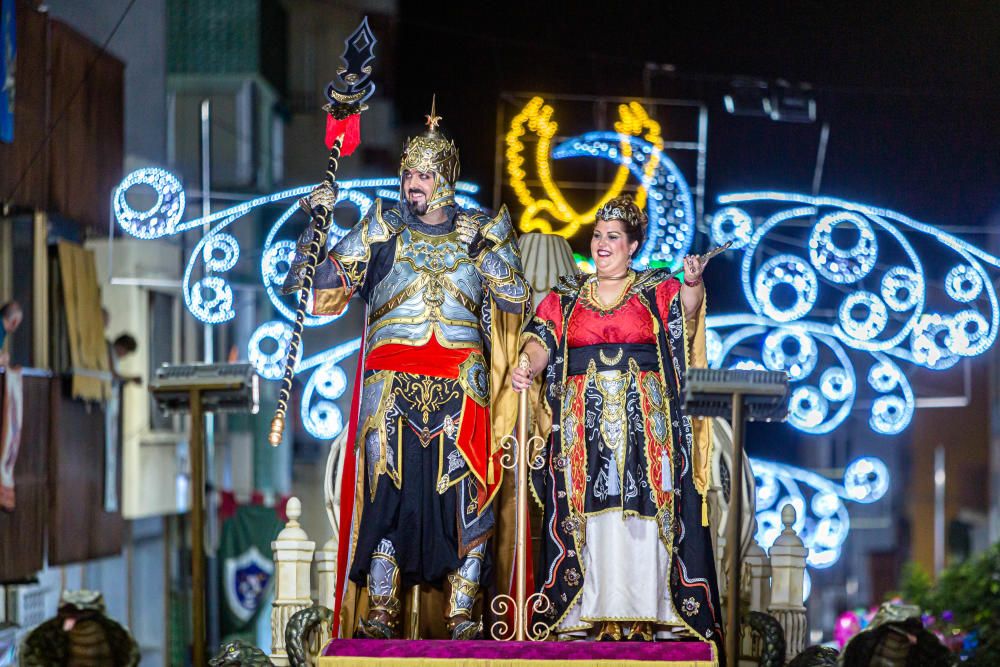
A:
284;104;530;639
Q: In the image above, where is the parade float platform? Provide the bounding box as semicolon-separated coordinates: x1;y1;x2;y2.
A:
319;639;718;666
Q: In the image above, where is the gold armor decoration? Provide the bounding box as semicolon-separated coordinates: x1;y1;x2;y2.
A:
399;96;461;213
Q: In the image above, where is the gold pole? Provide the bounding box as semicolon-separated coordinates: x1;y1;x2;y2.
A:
725;393;745;667
408;584;421;639
189;389;206;667
515;354;530;641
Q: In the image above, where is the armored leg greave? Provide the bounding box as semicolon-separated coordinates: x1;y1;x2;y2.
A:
444;543;486;640
358;539;401;639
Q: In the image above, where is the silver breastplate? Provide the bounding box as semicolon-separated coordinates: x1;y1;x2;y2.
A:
366;227;483;352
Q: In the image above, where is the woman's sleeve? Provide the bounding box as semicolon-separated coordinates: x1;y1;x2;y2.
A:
655;276;682;317
520;291;562;363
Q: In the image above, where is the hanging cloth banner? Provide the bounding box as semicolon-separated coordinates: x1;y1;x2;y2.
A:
0;368;24;510
0;0;15;144
218;501;285;640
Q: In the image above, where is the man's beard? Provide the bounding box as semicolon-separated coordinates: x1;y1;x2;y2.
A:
407;190;429;216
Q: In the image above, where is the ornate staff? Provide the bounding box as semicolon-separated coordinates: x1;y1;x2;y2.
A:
491;355;551;641
672;240;733;279
269;18;378;446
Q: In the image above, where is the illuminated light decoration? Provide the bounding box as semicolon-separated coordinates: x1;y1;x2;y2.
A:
730;359;767;371
948;309;990;355
708;315;857;435
551;131;695;269
881;267;923;312
189;276;235;324
808;211;878;284
867;359;900;392
867;355;914;435
249;320;295;381
709;206;753;249
753;254;819;322
843;456;890;503
114;168;484;441
113;167;186;239
706;190;1000;435
910;313;959;370
263;240;296;287
837;291;889;341
788;386;828;430
820;367;854;402
299;338;360;441
870;395;908;435
505;97;662;239
750;457;889;569
761;328;817;380
202;233;240;273
945;264;983;303
705;330;724;368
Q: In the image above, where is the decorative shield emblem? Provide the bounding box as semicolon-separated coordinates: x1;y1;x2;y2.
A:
223;545;274;622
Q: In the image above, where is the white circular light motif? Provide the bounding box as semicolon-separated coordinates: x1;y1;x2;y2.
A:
710;207;753;250
910;313;959;370
313;364;347;400
202;233;240;273
306;400;344;440
263;240;296;287
870;395;911;434
819;367;854;402
838;291;888;341
788;386;828;430
811;491;840;518
248;321;294;380
880;266;923;312
113;167;186;239
808;211;878;284
753;255;819;322
844;457;890;503
944;264;983;303
762;328;818;380
948;310;990;356
867;360;900;392
189;276;235;324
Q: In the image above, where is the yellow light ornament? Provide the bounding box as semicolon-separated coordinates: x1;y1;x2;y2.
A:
505;97;664;238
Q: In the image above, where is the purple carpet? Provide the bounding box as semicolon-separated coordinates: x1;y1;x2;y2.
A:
321;638;716;663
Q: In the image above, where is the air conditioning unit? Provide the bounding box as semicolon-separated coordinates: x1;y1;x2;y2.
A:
87;238;190;518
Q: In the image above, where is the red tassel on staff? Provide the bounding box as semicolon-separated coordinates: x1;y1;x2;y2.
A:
325;113;362;156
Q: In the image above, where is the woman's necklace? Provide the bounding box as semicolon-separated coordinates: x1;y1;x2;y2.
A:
589;270;636;312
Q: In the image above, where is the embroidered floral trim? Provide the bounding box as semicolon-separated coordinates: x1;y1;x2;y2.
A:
564;567;581;587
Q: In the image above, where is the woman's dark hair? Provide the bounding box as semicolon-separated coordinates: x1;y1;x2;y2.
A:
594;195;647;250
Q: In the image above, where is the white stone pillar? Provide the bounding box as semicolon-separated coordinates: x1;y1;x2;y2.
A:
767;504;808;662
270;497;315;666
315;536;338;611
743;519;771;613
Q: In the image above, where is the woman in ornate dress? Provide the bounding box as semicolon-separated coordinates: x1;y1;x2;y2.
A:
512;195;723;647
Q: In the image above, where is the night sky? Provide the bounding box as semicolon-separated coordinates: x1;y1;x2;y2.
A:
393;1;1000;228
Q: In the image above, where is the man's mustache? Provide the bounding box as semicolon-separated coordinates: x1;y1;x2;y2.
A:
407;189;425;196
